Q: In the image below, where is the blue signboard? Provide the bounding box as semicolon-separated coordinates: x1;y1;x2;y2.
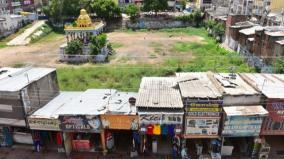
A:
222;116;263;137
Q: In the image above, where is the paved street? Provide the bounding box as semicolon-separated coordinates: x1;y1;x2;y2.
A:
0;147;160;159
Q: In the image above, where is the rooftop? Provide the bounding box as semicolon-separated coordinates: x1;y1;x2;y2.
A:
240;73;284;99
213;73;259;96
239;26;263;35
223;105;268;116
176;72;221;99
136;77;183;108
0;67;56;92
230;21;255;29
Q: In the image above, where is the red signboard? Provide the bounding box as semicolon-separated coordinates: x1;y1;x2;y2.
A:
261;99;284;135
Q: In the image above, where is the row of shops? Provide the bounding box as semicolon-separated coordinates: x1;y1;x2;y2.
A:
1;67;284;159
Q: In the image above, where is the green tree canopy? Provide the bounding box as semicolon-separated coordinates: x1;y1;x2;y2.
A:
91;0;121;20
66;39;83;55
143;0;168;13
124;4;140;19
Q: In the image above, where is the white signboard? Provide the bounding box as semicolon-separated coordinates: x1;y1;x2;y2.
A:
185;118;219;137
139;113;183;124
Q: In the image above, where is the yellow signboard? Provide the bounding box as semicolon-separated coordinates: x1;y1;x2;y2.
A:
100;115;138;130
188;108;221;112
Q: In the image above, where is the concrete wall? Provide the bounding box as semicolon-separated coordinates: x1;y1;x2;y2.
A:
223;94;262;106
0;91;25;120
21;71;59;115
126;19;193;30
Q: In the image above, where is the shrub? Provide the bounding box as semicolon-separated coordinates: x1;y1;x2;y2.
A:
90;34;107;55
66;39;83;55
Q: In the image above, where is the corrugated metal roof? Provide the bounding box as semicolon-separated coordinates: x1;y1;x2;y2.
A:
136;77;183;108
0;67;56;92
176;72;222;98
30;92;82;119
223;105;268;116
240;73;284;99
213;73;259;96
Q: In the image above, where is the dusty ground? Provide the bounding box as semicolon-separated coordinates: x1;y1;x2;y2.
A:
108;31;204;64
0;31;204;67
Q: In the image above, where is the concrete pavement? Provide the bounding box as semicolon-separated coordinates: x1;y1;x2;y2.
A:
7;20;46;46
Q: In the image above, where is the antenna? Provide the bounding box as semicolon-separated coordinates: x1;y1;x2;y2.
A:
25;73;30;83
261;79;267;91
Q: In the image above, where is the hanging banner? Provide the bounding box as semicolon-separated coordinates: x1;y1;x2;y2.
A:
139;113;183;125
184;117;219;138
261;99;284;135
100;115;138;130
28;118;60;131
59;115;102;132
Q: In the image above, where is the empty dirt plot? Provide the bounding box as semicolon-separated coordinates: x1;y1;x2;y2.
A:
107;31;204;64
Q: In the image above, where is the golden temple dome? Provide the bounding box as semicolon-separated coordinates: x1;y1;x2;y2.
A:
76;9;92;27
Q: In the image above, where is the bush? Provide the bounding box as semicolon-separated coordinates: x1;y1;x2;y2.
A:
66;39;83;55
272;57;284;73
90;34;107;55
30;24;53;43
174;14;193;22
124;4;140;20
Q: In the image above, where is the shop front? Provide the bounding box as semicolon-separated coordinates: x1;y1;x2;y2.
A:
100;114;139;154
138;112;183;157
260;99;284;158
28;117;63;152
221;106;268;158
59;115;105;156
183;99;222;159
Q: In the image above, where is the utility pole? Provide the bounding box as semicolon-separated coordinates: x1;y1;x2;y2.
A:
281;8;284;26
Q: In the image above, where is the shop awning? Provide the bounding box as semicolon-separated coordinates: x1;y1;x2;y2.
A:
0;118;26;127
223;106;268;116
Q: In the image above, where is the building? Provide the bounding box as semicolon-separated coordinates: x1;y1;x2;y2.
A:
0;67;59;146
229;0;254;15
136;77;184;157
210;73;267;158
240;73;284;159
0;0;9;15
253;0;284;16
176;72;222;159
28;89;138;156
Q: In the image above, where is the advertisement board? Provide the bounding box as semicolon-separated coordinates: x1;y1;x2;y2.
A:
28;118;60;131
222;116;263;137
100;115;138;130
185;100;222;117
59;115;101;132
139;113;183;125
184;117;219;138
261;99;284;135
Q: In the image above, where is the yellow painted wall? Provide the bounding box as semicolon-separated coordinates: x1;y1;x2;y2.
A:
270;0;284;12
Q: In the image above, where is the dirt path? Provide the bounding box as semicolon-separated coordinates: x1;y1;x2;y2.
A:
0;35;65;67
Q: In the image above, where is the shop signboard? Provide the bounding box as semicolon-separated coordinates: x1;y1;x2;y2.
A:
184;117;219;138
100;115;138;130
28;118;60;131
222;116;263;137
261;100;284;135
139;113;183;125
186;100;222;117
59;115;101;132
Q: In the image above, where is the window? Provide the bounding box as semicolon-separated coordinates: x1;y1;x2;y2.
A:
0;104;13;112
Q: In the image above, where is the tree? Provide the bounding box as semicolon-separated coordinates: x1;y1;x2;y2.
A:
143;0;168;14
124;4;140;20
272;58;284;73
193;10;203;27
91;0;121;20
90;34;107;55
66;39;83;55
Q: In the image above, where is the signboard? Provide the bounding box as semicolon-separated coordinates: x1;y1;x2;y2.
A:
28;118;60;131
100;115;138;130
59;115;101;132
184;117;219;138
186;100;222;117
222;116;263;137
261;100;284;135
139;113;183;125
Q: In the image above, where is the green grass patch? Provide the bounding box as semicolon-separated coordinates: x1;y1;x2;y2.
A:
30;24;53;43
35;31;64;44
172;42;192;53
57;65;177;92
110;42;123;49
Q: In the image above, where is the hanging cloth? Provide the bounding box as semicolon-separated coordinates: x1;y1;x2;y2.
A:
153;124;161;135
56;132;62;146
146;124;154;135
